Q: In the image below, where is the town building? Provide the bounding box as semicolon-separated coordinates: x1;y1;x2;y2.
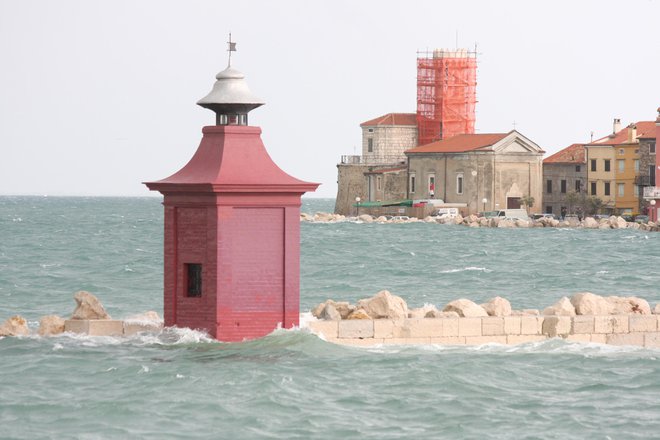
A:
405;131;544;214
542;144;587;215
642;108;660;221
586;119;657;215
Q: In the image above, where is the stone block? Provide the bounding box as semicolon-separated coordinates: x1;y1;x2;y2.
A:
373;319;398;339
565;334;592;343
458;318;482;337
611;315;629;333
644;333;660;348
441;318;459;337
382;337;431;345
430;336;464;345
590;334;607;344
307;320;339;339
400;318;444;338
338;320;374;339
64;320;123;336
593;316;614;334
571;316;595;334
629;315;658;333
606;333;644;346
506;335;547;345
464;335;507;345
482;317;505;336
521;316;543;335
504;316;521;335
123;321;163;336
542;316;571;337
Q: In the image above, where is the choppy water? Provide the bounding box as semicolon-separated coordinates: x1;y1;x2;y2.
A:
2;196;660;439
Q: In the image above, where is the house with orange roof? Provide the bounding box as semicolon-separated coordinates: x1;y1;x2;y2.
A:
542;143;587;216
405;130;544;214
586;119;657;215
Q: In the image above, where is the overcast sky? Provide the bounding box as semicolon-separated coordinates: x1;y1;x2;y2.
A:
1;0;658;198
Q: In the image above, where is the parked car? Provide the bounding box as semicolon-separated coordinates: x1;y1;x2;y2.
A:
478;211;499;218
634;215;649;224
496;209;530;221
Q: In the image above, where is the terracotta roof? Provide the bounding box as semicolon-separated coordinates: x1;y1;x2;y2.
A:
405;133;509;154
543;143;586;164
360;113;417;127
589;121;656;145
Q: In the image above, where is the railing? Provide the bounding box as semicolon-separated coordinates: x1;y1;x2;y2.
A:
643;186;660;199
340;155;407;165
634;175;652;186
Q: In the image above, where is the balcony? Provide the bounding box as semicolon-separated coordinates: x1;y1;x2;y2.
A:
340;155;407;166
643;186;660;199
634;175;653;186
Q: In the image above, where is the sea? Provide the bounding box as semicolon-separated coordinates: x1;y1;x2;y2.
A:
1;196;660;439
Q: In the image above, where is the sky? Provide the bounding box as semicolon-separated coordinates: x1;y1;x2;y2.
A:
0;0;658;198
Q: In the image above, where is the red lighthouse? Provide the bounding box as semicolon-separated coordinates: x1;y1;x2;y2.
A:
145;44;318;341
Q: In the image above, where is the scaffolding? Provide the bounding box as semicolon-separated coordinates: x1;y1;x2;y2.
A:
416;48;477;146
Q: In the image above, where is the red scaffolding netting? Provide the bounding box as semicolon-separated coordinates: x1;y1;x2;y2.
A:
416;49;477;146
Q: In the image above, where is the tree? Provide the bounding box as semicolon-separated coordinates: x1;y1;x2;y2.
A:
520;195;535;209
564;191;580;214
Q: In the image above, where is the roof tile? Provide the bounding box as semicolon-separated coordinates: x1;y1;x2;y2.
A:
405;133;508;154
360;113;417;127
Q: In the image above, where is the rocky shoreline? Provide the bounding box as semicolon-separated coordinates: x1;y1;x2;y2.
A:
302;212;660;231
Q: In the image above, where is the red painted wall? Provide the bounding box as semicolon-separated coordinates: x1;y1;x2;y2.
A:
147;126;317;341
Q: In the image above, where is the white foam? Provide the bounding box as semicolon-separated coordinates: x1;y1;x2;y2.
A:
440;266;492;273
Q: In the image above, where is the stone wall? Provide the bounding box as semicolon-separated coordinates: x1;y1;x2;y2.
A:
335;164;370;215
306;314;660;348
543;162;587;215
362;125;418;161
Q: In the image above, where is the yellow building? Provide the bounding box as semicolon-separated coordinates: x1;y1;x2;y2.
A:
587;121;656;215
585;144;616;214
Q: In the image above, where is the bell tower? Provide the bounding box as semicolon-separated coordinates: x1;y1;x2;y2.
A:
145;39;318;341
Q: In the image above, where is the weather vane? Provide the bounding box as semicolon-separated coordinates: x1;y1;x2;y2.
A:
227;33;237;67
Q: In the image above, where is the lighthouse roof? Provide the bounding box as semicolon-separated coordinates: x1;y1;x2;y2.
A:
197;65;264;111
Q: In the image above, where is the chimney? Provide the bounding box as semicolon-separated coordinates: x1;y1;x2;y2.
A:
627;123;637;143
613;118;621;134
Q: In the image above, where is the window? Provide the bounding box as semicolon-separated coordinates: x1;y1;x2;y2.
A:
634;184;640;197
575;180;582;193
186;264;202;297
651;142;656;154
368;128;374;133
561;180;567;194
546;179;552;194
604;160;611;172
618;149;625;155
618;183;625;197
576;165;581;172
546;206;553;214
367;138;373;153
410;173;416;193
456;173;464;195
428;174;436;197
591;159;597;172
591;181;597;195
618;159;625;173
604;181;610;196
650;165;656;186
376;176;382;191
634;160;639;172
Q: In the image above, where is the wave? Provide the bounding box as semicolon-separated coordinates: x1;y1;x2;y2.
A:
439;266;492;273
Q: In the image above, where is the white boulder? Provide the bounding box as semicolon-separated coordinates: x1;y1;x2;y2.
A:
653;304;660;315
408;304;439;319
346;308;371;320
570;292;611;315
38;315;65;336
71;291;111;320
606;296;651;315
442;299;488;317
357;290;408;320
583;217;599;229
542;297;576;316
0;315;29;336
481;296;512;317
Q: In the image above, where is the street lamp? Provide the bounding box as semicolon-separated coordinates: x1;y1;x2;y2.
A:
355;196;361;217
482;198;487;212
